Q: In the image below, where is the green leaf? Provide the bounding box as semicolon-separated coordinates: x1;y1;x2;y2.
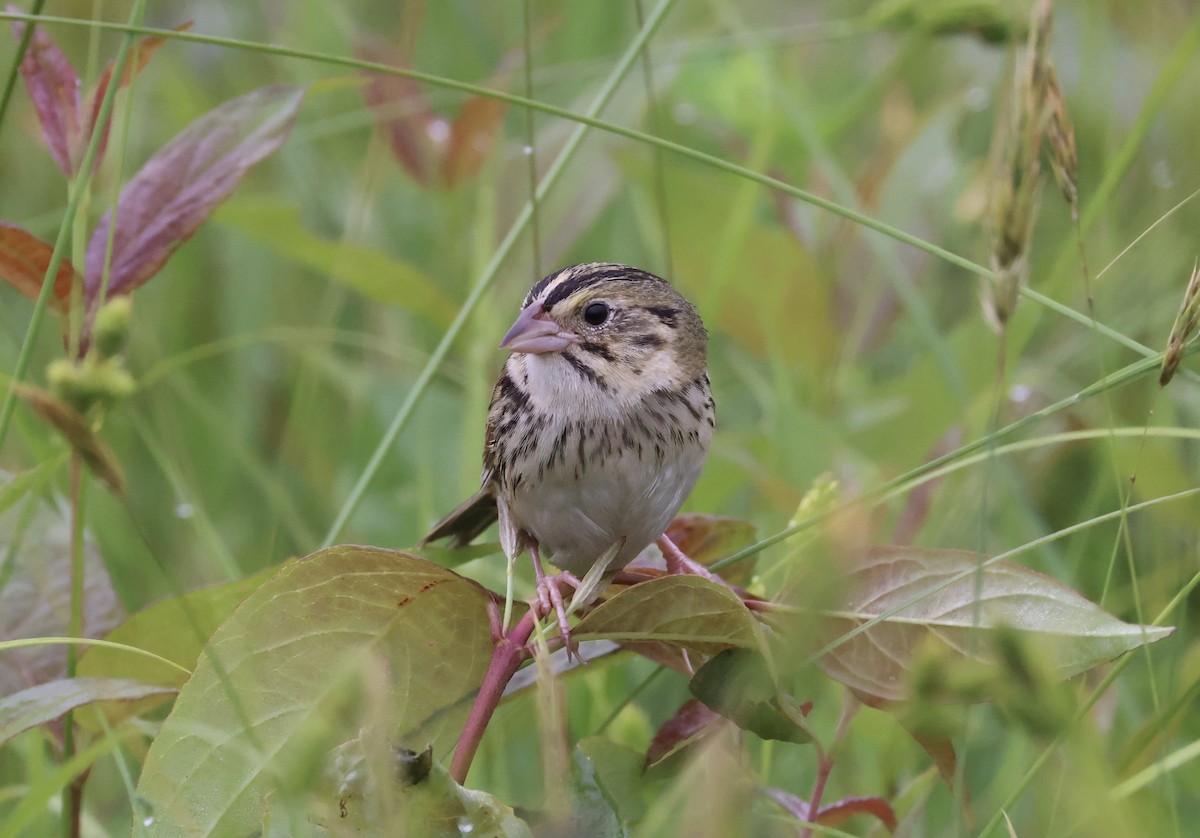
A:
0;677;173;745
135;546;495;837
689;649;813;745
573;576;760;654
818;546;1174;703
216;196;457;326
75;569;274;728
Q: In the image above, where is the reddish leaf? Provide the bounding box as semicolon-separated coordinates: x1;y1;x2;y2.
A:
358;35;441;186
9;7;81;175
441;94;507;187
817;796;898;831
0;222;76;307
763;789;897;832
85;22;194;171
84;84;305;306
663;513;757;585
0;492;124;695
644;698;722;770
817;546;1172;703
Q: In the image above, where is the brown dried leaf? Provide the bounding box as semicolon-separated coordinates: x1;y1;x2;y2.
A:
358;35;441;186
441;94;507;187
0;222;76;307
12;383;124;494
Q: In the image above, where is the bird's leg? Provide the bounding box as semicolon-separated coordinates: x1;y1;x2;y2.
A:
529;542;577;655
657;533;723;581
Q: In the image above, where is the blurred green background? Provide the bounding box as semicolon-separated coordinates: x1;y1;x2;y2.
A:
2;0;1199;835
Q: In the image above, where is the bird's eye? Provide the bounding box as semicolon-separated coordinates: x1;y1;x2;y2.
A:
583;301;610;326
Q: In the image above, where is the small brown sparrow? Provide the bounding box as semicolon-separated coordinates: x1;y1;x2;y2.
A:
423;263;716;644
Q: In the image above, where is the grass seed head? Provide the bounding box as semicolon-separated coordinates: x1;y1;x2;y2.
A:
1160;262;1200;386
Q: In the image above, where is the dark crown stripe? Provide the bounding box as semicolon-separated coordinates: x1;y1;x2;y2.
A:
529;264;668;309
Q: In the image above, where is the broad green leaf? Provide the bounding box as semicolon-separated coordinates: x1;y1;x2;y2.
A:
216;196;457;326
135;546;494;837
0;677;173;744
689;649;813;745
76;569;273;728
818;546;1174;702
578;736;646;822
0;497;123;695
78;569;272;689
573;576;760;654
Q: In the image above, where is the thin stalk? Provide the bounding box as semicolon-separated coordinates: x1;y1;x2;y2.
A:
62;455;85;838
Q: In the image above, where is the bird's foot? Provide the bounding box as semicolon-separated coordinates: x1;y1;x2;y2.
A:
530;545;584;660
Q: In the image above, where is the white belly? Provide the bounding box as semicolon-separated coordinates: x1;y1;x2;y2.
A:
508;440;707;576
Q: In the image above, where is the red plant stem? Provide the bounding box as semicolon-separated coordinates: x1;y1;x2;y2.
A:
800;697;858;838
449;609;537;784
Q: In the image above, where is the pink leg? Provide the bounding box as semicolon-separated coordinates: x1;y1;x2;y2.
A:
530;543;577;655
657;533;722;580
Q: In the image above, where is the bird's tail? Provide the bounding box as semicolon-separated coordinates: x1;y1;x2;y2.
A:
420;488;499;547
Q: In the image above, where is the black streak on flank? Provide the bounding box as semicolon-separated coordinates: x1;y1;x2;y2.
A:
644;306;679;328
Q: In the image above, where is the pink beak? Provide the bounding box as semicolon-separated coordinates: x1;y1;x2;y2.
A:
499;302;579;354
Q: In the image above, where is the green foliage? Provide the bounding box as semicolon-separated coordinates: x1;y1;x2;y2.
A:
2;1;1200;836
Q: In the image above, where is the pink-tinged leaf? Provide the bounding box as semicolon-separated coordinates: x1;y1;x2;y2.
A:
0;493;124;695
0;222;77;307
9;7;82;175
663;513;757;586
817;546;1173;703
644;698;722;770
84;84;305;306
85;22;194;171
358;35;441;186
762;788;898;832
816;796;898;831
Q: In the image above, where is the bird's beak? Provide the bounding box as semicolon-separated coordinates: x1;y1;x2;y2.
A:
499;302;579;354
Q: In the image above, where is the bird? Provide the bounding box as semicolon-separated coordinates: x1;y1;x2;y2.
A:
422;262;716;648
